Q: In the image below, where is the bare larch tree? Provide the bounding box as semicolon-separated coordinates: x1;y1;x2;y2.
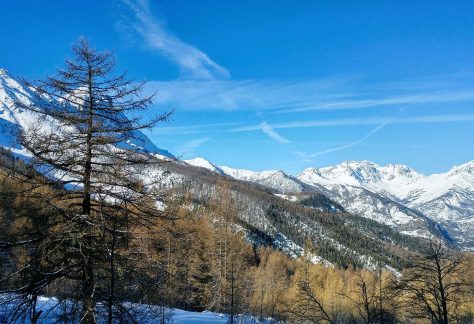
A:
3;38;171;323
398;241;470;324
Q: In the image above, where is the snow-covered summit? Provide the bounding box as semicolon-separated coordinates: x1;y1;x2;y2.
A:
298;160;474;249
298;160;474;203
185;157;225;174
219;165;279;182
448;160;474;176
219;165;307;192
219;164;311;192
300;160;421;183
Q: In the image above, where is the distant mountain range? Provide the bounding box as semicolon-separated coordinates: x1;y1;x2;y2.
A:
185;157;474;250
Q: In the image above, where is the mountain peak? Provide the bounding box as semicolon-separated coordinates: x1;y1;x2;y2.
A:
185;157;224;174
0;68;19;85
299;167;323;178
269;170;289;178
321;160;382;184
186;157;210;164
448;160;474;176
383;163;418;178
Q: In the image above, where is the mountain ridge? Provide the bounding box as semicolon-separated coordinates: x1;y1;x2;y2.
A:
0;68;175;159
184;156;474;249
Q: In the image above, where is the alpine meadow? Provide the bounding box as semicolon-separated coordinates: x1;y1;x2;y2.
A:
1;1;474;323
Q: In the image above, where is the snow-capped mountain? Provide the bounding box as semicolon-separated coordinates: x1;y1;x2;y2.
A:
0;68;174;159
185;159;313;193
185;157;473;249
298;160;474;249
220;166;310;192
185;157;225;174
298;160;474;205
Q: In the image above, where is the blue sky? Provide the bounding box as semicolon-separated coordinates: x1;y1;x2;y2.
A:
1;0;474;174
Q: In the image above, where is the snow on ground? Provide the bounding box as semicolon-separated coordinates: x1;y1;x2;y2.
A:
273;232;304;258
172;309;227;323
400;229;434;239
0;295;277;323
274;193;298;202
305;251;332;267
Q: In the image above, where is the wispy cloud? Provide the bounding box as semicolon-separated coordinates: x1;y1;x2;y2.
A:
123;0;229;80
153;122;240;135
143;77;474;113
175;137;210;156
152;113;474;139
146;77;351;112
308;123;386;157
276;90;474;114
260;121;290;144
232;113;474;132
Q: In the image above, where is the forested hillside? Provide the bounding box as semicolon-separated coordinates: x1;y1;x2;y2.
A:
156;160;451;269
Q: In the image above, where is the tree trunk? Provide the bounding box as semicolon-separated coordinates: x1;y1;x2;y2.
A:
107;222;117;324
230;260;234;324
435;257;449;324
82;67;96;324
82;254;96;324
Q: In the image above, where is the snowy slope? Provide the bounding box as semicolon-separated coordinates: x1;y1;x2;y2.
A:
190;158;446;239
185;157;225;174
0;68;174;159
220;165;315;193
0;68;55;152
